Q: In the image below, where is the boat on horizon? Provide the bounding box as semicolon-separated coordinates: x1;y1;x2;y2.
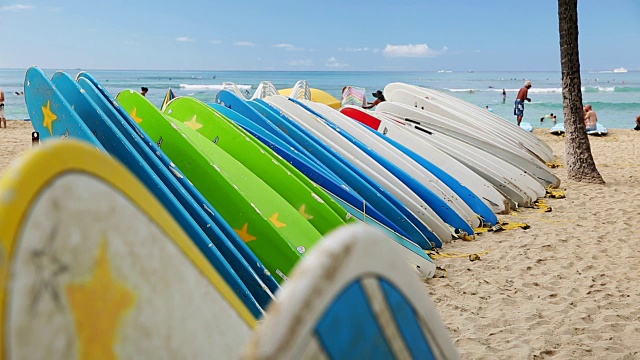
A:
613;67;628;73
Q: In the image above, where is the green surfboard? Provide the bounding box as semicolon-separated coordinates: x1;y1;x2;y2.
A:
163;96;352;235
116;90;323;283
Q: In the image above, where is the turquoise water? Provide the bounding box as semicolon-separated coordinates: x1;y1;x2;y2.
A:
2;68;639;129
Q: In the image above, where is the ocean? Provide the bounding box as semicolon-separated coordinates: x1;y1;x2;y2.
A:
2;68;639;129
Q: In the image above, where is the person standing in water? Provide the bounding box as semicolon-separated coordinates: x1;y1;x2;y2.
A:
502;88;506;103
514;81;532;126
0;87;6;128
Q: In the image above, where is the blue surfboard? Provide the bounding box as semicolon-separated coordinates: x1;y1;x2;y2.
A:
356;121;498;226
208;103;408;236
75;72;280;299
246;224;459;359
255;97;442;249
48;71;265;317
24;67;104;150
216;91;436;249
217;90;339;178
291;98;475;237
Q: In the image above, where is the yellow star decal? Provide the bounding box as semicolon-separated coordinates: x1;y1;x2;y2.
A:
42;101;58;136
269;213;287;228
298;204;314;220
66;239;136;360
184;115;203;130
234;223;257;243
130;108;143;123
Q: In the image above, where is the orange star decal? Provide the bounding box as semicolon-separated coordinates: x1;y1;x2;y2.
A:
269;213;287;228
234;223;257;242
298;204;314;220
130;108;143;123
184;115;203;130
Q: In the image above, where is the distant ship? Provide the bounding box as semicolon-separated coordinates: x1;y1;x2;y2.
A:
437;70;452;73
613;67;628;73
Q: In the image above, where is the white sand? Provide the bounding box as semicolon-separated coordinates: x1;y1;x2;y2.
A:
2;122;639;359
427;129;640;359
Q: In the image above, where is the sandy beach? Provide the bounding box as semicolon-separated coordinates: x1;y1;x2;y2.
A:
1;120;639;359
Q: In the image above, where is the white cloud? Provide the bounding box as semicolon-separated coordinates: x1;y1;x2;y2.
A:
209;40;222;44
340;47;370;52
288;59;313;66
49;7;62;12
0;4;34;11
326;57;348;68
274;43;304;51
234;41;256;47
383;43;446;58
176;36;195;42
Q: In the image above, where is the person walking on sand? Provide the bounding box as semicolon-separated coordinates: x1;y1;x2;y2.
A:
514;80;532;126
0;87;6;128
583;104;598;131
502;88;506;103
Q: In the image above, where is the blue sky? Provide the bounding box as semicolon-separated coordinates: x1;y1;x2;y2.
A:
0;0;638;71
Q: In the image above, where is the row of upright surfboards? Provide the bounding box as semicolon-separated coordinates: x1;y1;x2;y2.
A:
0;67;464;359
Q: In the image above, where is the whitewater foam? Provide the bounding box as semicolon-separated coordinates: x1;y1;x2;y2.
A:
179;84;252;91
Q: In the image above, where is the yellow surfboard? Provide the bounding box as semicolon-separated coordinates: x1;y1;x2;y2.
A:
279;87;341;109
0;140;255;359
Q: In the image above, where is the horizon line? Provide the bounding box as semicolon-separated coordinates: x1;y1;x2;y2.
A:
2;67;636;73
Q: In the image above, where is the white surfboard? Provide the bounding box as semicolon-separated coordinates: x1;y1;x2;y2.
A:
377;99;559;188
0;140;254;359
379;113;540;207
375;103;546;202
301;99;481;229
383;88;550;166
242;223;460;360
383;83;555;163
383;83;554;160
265;95;455;244
341;106;511;214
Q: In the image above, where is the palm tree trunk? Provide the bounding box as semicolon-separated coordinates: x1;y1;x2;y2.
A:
558;0;605;184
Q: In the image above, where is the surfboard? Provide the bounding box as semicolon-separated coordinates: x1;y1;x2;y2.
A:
206;103;437;279
375;103;546;202
267;95;452;247
48;71;266;316
68;74;279;310
0;140;255;359
279;86;341;109
341;107;517;212
116;90;322;283
75;71;280;298
163;96;350;236
340;106;501;223
520;121;533;132
341;86;367;107
293;98;477;238
24;67;104;150
216;91;435;249
243;223;459;359
251;98;438;249
549;122;565;135
550;122;608;136
379;112;536;208
384;83;555;163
